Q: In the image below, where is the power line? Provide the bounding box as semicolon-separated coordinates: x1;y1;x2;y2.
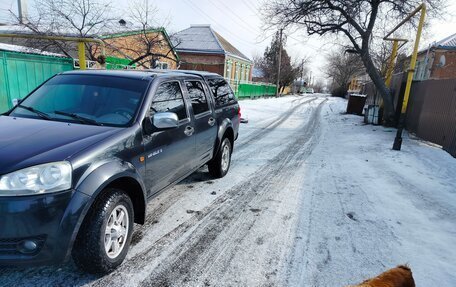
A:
216;1;261;34
242;1;259;14
208;1;259;35
287;34;324;51
182;0;256;47
255;29;279;44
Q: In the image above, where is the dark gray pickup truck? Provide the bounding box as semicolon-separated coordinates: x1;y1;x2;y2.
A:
0;70;240;273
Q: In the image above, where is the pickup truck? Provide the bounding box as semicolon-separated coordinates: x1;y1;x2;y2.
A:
0;70;240;273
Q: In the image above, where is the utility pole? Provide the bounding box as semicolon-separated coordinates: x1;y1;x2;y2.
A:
276;28;283;97
17;0;28;24
300;59;305;93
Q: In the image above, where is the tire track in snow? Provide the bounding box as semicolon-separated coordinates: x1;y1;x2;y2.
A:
129;96;320;246
122;99;328;287
236;96;317;150
240;95;312;128
0;97;324;287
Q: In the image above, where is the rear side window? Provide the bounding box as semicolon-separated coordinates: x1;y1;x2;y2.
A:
207;78;236;108
151;82;188;120
185;81;210;115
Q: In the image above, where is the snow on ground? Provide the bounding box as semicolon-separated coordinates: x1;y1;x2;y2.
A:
0;94;455;287
286;96;456;286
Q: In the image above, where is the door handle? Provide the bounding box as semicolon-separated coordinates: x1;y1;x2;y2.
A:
184;126;194;136
208;117;216;126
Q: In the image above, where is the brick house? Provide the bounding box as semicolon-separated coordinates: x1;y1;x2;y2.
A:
173;25;253;81
0;24;179;70
101;28;179;70
412;33;456;80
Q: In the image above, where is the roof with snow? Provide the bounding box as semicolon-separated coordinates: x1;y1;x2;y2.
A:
417;33;456;55
433;33;456;49
173;25;252;63
0;42;66;57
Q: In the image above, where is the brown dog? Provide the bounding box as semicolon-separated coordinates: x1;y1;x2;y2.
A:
347;265;415;287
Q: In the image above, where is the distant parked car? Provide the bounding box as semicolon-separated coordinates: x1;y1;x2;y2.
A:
300;88;314;95
0;70;240;273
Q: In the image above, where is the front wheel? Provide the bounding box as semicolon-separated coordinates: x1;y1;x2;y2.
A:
208;138;232;178
72;188;134;274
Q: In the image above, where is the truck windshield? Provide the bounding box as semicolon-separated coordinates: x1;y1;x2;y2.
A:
9;74;149;127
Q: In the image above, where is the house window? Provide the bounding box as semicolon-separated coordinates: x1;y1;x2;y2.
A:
235;63;240;82
156;62;169;69
414;60;424;81
225;61;232;79
240;64;245;81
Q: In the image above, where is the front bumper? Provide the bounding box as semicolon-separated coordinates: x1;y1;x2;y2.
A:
0;190;91;266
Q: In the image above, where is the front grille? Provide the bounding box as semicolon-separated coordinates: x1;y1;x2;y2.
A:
0;235;46;256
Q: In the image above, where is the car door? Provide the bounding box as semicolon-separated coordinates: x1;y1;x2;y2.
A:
143;80;196;195
184;80;218;166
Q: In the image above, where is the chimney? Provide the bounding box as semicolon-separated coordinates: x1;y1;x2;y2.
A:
17;0;28;24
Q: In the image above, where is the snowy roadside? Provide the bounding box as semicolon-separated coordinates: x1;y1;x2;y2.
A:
287;96;456;286
0;95;454;287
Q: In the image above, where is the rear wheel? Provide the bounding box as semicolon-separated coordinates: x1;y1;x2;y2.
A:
72;188;134;274
208;137;232;178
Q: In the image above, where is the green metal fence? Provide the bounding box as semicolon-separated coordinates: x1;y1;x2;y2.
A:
236;82;276;99
226;79;276;99
0;51;73;113
105;56;136;70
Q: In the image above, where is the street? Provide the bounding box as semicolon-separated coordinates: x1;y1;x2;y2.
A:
1;94;455;287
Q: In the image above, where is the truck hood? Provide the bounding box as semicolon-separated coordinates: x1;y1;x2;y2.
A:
0;116;120;175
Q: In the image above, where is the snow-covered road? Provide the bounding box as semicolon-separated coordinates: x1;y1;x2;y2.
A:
1;95;455;286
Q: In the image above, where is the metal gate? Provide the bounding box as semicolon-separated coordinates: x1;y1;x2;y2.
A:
0;51;73;113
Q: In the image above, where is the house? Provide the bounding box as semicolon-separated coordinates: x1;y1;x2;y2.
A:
412;33;456;80
173;25;253;82
0;24;179;70
101;28;179;70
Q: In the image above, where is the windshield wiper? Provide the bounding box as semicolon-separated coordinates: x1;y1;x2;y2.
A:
17;104;52;120
54;110;103;126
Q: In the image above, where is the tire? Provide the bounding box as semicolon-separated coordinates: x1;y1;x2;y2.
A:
208;137;232;178
72;188;134;274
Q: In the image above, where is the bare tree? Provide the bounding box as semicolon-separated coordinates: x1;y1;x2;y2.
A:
325;47;365;97
20;0;115;59
102;0;179;68
372;41;394;78
311;79;325;93
264;0;444;125
8;0;178;68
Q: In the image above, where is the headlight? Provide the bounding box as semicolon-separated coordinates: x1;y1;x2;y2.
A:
0;162;72;196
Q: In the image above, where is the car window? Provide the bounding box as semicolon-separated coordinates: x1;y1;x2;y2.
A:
9;74;148;127
151;81;188;120
185;81;210;115
207;78;236;108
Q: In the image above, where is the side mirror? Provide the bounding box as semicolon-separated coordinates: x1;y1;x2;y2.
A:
152;112;179;130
